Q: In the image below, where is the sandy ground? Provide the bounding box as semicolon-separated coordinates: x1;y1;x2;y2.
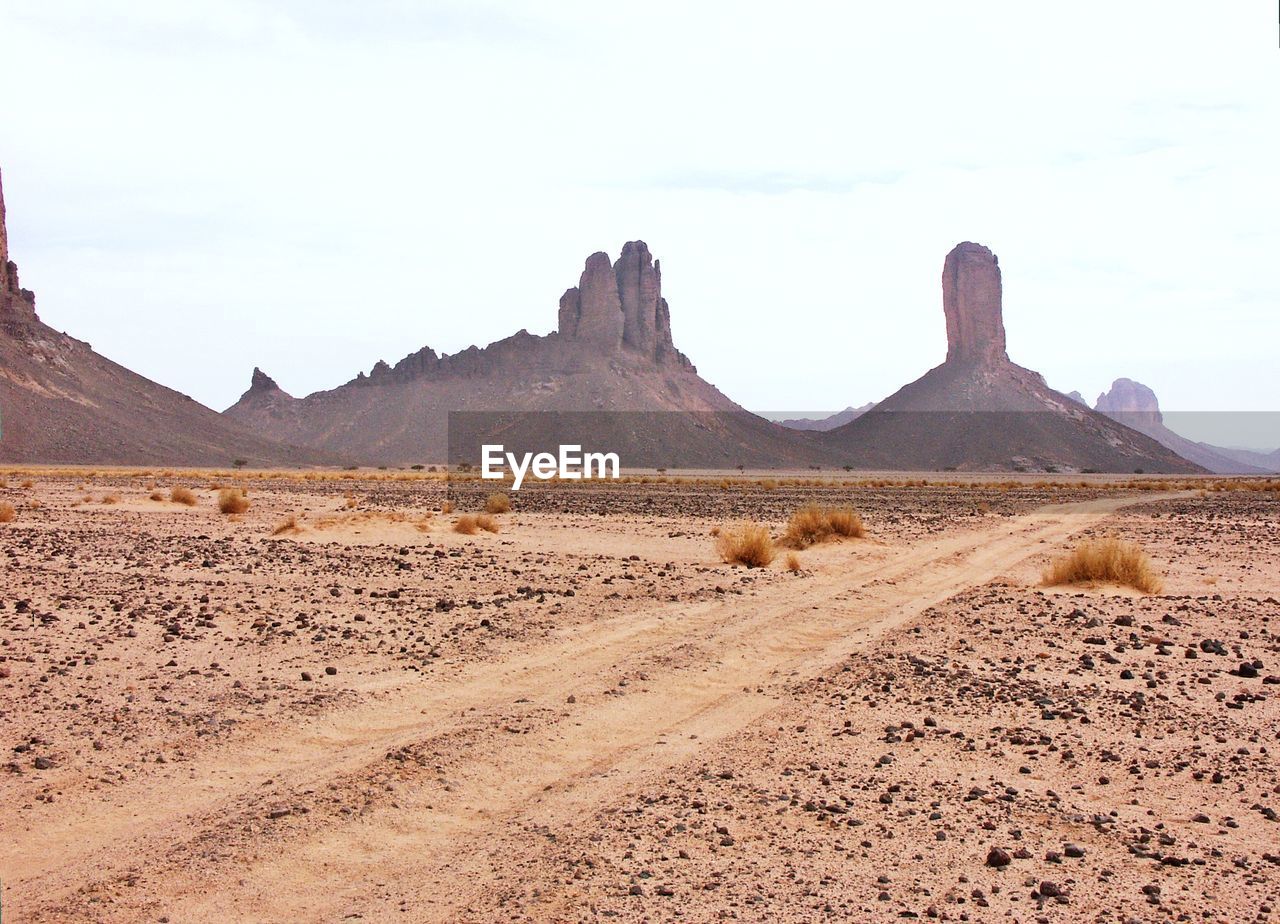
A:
0;473;1276;922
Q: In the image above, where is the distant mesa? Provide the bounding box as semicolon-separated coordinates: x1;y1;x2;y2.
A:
819;242;1205;473
1066;390;1087;405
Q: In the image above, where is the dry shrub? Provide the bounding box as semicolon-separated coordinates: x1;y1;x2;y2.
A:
760;479;779;491
484;492;511;514
825;506;865;539
785;552;801;572
453;514;479;535
782;504;865;549
100;494;120;504
0;502;15;523
344;494;357;509
218;487;250;515
21;479;34;489
149;491;165;501
716;523;776;568
170;486;198;506
476;513;500;533
1042;537;1163;594
441;500;454;515
272;514;302;536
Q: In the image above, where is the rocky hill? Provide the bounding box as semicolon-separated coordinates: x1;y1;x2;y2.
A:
1095;378;1273;474
820;243;1205;473
225;242;837;468
0;168;335;467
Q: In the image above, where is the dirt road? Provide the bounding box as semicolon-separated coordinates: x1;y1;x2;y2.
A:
2;493;1156;922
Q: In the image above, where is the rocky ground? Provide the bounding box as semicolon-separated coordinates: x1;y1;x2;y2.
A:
0;471;1275;922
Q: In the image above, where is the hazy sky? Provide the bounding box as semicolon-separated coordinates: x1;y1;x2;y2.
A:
1;1;1276;419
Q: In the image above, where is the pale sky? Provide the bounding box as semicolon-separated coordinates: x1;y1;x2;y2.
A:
1;1;1277;424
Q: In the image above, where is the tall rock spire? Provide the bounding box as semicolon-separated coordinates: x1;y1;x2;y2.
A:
0;166;38;326
942;241;1006;366
558;241;677;361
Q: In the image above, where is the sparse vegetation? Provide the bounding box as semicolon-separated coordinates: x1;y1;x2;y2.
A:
272;514;302;536
149;491;165;501
441;500;454;515
170;486;198;506
218;488;250;515
715;522;776;568
785;552;801;572
476;513;500;533
453;514;479;535
782;504;865;549
484;492;511;514
0;502;16;523
1042;537;1163;594
100;494;120;504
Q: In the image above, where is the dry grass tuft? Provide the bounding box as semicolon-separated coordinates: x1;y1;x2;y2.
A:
149;491;165;501
21;479;34;489
170;486;198;506
484;492;511;514
441;500;454;515
0;502;16;523
785;551;801;572
782;504;865;549
272;514;303;536
453;514;479;535
100;494;120;504
1042;537;1163;594
218;488;250;515
716;522;776;568
476;513;500;533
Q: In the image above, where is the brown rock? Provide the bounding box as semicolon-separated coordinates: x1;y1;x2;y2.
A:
0;166;38;324
616;240;664;355
942;241;1006;366
567;251;624;348
1095;378;1162;427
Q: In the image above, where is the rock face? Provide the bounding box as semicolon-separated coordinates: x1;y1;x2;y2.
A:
0;167;39;330
1094;378;1270;474
225;240;829;466
1095;378;1162;427
557;242;677;362
0;165;331;466
820;242;1205;473
942;242;1007;366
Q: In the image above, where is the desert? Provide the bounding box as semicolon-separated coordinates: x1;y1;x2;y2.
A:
2;469;1277;921
2;5;1278;921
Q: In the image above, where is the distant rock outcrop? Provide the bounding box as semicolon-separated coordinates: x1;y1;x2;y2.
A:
1066;390;1087;405
1095;378;1270;474
1096;378;1163;428
820;243;1204;473
226;241;832;467
777;404;875;432
0;166;334;466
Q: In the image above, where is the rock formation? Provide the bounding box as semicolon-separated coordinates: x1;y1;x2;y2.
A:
0;167;39;331
556;242;678;362
1095;378;1162;427
1095;378;1271;474
942;242;1006;366
820;242;1205;473
0;165;331;465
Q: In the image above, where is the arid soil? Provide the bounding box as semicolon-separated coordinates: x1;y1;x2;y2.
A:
1;472;1276;922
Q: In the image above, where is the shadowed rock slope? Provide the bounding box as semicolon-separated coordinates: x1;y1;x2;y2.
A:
226;241;837;468
821;242;1205;473
0;168;335;466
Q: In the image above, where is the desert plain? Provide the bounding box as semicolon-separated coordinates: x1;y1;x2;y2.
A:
0;469;1277;923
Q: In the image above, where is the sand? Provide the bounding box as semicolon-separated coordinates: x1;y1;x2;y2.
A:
0;472;1276;921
